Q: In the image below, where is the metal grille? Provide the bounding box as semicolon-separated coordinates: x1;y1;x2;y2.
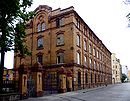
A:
27;75;35;97
43;73;59;95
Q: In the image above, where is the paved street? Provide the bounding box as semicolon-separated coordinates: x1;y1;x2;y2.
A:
22;83;130;101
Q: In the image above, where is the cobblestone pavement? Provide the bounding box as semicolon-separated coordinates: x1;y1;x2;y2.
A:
22;83;130;101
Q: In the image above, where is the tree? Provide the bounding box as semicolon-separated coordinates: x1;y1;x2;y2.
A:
121;73;128;83
0;0;33;93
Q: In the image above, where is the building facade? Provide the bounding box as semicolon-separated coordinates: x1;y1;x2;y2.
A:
127;70;130;81
111;53;121;84
14;5;112;93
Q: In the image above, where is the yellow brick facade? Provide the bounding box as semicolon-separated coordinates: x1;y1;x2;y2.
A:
111;53;121;84
14;5;112;92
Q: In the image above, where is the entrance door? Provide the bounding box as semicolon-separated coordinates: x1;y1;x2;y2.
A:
27;74;35;97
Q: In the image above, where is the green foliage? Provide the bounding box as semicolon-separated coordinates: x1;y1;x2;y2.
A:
0;0;34;56
0;0;34;93
121;73;128;83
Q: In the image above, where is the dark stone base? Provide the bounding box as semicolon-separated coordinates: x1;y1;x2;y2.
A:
58;89;66;93
20;93;28;100
35;91;43;97
67;88;72;92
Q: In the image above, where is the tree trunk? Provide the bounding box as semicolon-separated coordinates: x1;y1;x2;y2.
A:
0;21;6;93
0;48;5;93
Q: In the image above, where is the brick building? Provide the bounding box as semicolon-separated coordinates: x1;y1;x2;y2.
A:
14;5;112;93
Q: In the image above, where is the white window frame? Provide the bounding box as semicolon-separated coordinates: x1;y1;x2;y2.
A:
76;34;80;46
77;52;80;64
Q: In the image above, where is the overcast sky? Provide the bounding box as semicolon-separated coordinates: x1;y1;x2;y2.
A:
4;0;130;69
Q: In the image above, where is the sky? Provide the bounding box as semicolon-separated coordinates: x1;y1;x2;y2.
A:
4;0;130;69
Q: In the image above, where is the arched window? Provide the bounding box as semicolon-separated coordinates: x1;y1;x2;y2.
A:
56;52;64;64
41;22;45;31
37;23;41;32
57;34;64;45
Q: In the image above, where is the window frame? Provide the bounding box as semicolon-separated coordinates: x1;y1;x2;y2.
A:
37;37;43;48
89;58;92;68
56;34;64;46
84;39;87;51
37;23;41;32
36;54;43;65
41;22;45;31
77;52;80;64
76;34;80;47
56;52;64;64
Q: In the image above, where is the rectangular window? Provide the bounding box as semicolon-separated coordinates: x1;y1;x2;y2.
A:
57;34;64;45
56;18;63;28
100;53;102;60
37;37;43;48
57;53;64;64
83;26;86;35
84;40;87;50
84;55;87;66
93;48;96;57
97;50;99;58
76;35;80;46
89;58;92;68
89;44;92;53
78;21;80;29
37;55;43;64
60;18;63;26
97;63;99;70
56;18;60;28
76;18;80;29
77;52;80;64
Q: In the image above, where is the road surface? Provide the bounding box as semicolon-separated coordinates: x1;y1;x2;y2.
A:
23;83;130;101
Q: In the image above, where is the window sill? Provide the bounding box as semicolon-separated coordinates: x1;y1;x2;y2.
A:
37;47;44;50
56;44;65;47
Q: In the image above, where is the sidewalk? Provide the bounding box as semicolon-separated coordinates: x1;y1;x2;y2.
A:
22;85;112;101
